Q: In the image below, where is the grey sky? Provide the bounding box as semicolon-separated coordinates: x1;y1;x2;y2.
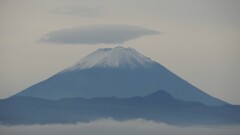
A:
52;6;104;17
0;0;240;104
40;24;159;44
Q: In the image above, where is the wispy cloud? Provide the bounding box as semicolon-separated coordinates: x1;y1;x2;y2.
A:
52;6;104;17
39;24;159;45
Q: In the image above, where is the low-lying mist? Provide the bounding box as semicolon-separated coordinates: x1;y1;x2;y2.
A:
0;118;239;135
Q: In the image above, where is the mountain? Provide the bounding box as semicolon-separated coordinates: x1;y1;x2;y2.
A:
1;90;239;125
15;46;226;106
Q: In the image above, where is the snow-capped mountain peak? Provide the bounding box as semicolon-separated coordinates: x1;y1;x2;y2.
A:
64;46;156;71
16;46;227;106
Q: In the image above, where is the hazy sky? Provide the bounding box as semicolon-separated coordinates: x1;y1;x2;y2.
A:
1;119;240;135
0;0;240;104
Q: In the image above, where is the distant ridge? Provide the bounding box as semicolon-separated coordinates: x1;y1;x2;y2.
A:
1;90;239;125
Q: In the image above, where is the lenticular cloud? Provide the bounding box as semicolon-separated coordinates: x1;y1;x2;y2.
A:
39;24;159;45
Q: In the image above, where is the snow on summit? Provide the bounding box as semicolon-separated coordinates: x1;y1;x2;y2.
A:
65;46;156;71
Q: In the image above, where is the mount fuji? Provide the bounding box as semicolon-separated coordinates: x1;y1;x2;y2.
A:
15;46;226;106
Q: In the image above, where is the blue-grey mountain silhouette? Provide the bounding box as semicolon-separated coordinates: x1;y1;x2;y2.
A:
0;90;239;125
15;46;226;106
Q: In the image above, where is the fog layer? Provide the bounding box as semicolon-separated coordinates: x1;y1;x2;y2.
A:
1;119;239;135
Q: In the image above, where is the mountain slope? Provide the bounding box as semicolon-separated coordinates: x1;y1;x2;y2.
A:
15;46;226;106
